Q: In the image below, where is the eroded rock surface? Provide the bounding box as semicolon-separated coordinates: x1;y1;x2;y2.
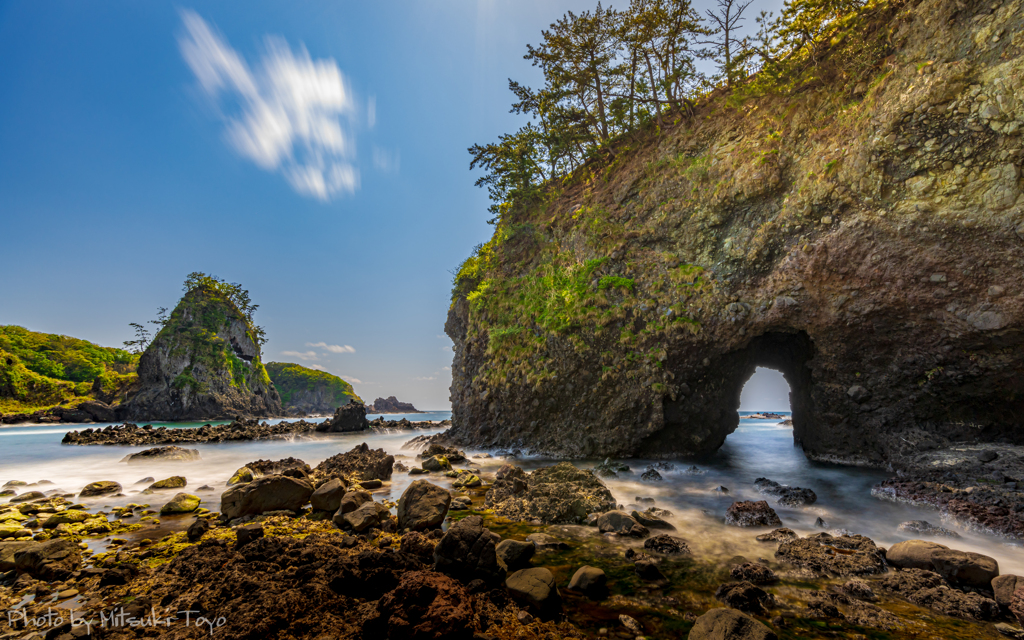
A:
485;462;616;524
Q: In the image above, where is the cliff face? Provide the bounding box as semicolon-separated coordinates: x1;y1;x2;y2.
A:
445;0;1024;465
265;362;361;415
123;287;282;421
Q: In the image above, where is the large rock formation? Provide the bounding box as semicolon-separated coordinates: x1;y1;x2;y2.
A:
122;283;282;421
444;0;1024;464
368;396;423;413
265;362;361;415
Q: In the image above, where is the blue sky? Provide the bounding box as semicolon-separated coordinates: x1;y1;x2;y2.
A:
0;0;785;410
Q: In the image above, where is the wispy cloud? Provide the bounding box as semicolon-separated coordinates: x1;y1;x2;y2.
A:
308;364;327;371
372;146;400;173
341;375;362;384
443;366;451;371
281;350;318;361
178;9;360;200
306;341;355;353
413;376;436;381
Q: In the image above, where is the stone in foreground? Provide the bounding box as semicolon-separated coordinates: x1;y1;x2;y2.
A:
725;500;782;527
567;565;607;600
505;567;561;614
689;608;777;640
397;480;450;531
220;475;313;520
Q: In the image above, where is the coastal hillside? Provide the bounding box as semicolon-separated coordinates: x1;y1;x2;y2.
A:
0;325;137;416
446;0;1024;463
123;274;282;421
266;361;362;415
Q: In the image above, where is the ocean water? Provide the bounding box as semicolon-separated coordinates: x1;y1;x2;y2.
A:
2;411;1021;574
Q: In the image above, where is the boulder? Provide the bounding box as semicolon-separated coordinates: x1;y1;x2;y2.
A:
122;446;201;463
315;401;369;433
313;443;394;483
631;509;676;530
160;493;201;514
568;565;607;599
9;491;46;503
689;608;778;640
756;528;797;543
485;462;616;524
731;563;777;584
186;518;212;542
776;534;887;576
42;510;90;528
372;571;474;640
496;539;535;572
422;455;451;472
881;568;997;620
433;515;503;582
228;467;254;485
993;574;1020;609
597;511;649;538
79;481;121;498
147;476;187;490
0;523;31;539
1012;585;1024;627
505;567;561;614
725;501;782;527
397;480;451;531
220;475;313;520
339;501;388;533
399;531;438;558
245;457;312;477
635;559;666;582
236;523;264;546
338;490;372;515
644;534;691;555
418;443;467;463
715;581;772;614
887;540;998;589
310;478;348;512
11;539;82;580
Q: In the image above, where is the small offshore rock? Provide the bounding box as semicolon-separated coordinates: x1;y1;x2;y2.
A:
79;481;121;498
122;446;201;463
147;476;187;491
640;468;663;482
756;528;797;543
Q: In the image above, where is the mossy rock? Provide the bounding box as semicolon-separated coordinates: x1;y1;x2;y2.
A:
83;519;113;535
43;510;91;528
160;493;200;515
0;510;28;522
422;456;451;472
453;473;482;488
148;476;187;490
0;522;31;539
80;481;121;497
139;516;160;524
228;467;254;486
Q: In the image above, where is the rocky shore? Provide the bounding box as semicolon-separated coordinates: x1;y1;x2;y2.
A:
3;453;1023;640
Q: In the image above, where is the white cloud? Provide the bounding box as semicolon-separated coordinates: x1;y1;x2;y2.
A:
443;366;451;371
281;350;318;361
179;10;360;201
308;364;327;371
372;146;400;173
306;341;355;353
341;375;362;384
413;376;436;381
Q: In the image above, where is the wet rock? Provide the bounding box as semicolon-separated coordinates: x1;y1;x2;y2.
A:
228;467;254;485
418;443;467;464
496;539;534;572
0;523;31;539
593;459;630;477
754;478;817;506
340;501;388;533
725;501;782;527
525;533;569;550
337;490;372;516
433;515;502;582
567;565;606;600
841;578;877;602
313;442;394;483
397;480;451;531
79;481;121;498
756;528;797;543
619;614;643;634
1012;585;1024;627
995;622;1024;639
8;539;81;580
715;581;773;614
897;520;960;538
359;479;383;490
310;478;348;512
486;462;616;524
371;570;475;639
148;476;187;490
993;574;1021;609
631;509;676;530
186;517;212;542
644;534;691;555
814;517;828;528
315;401;369;433
236;523;265;546
9;491;46;503
220;475;313;520
505;567;561;615
731;562;777;584
597;511;649;538
161;493;201;514
978;450;999;463
882;568;997;620
688;610;774;638
887;540;999;588
41;510;90;528
122;446;201;463
776;534;886;576
844;600;903;630
422;455;452;472
635;559;666;582
640;468;663;482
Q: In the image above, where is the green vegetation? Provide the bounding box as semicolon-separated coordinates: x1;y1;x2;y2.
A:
0;326;139;414
266;362;362;407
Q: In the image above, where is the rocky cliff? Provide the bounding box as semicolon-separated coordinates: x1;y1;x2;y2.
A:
122;285;282;421
265;362;361;415
445;0;1024;465
368;396;422;413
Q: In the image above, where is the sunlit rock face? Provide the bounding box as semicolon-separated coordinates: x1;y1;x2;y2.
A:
444;0;1024;463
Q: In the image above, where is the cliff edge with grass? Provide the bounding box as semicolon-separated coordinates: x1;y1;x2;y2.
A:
445;0;1024;464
